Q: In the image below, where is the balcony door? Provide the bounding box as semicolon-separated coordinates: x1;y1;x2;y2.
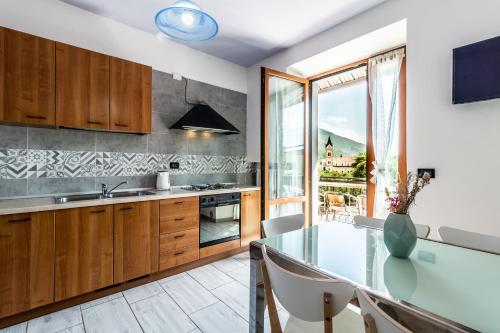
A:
261;68;310;225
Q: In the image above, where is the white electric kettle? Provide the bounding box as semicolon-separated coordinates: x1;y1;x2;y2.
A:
156;171;170;190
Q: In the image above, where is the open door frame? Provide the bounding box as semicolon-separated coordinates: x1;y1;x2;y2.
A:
261;49;406;223
261;67;311;226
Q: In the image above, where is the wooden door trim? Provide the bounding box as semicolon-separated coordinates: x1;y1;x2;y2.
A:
307;58;368;81
265;68;308;83
261;68;310;225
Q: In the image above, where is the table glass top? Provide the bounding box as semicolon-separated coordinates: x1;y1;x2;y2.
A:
257;222;500;333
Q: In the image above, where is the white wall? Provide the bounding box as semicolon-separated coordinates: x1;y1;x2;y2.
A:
0;0;247;93
247;0;500;239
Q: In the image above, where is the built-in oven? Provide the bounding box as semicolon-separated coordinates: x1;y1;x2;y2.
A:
199;192;241;248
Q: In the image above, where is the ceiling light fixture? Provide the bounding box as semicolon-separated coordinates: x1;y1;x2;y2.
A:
155;0;218;41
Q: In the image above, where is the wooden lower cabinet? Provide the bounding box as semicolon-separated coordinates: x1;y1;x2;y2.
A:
114;201;159;283
0;211;55;319
160;228;199;253
55;206;113;301
160;245;199;271
158;197;200;271
240;190;261;246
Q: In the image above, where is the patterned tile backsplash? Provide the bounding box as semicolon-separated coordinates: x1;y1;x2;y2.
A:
0;149;249;180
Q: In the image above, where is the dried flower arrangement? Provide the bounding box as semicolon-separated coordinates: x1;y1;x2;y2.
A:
385;172;431;214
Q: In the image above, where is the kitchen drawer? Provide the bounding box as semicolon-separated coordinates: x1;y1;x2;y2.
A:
159;245;199;271
160;228;199;253
160;197;199;216
160;215;198;234
199;239;241;258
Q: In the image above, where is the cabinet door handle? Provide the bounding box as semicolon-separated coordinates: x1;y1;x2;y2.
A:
114;123;129;127
174;251;185;256
174;201;184;205
120;207;133;211
174;234;185;239
26;115;47;120
90;209;106;214
242;193;251;197
174;217;185;222
88;121;103;125
8;217;31;223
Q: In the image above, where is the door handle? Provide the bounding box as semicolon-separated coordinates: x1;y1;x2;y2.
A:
114;123;129;127
174;201;184;205
174;251;185;256
120;207;133;211
26;115;47;120
8;217;31;223
90;210;106;214
88;121;103;125
174;217;185;222
174;234;185;239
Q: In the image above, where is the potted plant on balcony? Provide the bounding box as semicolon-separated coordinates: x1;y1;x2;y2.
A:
384;172;431;258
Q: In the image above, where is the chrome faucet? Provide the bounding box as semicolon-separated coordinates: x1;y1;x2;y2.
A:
101;181;129;197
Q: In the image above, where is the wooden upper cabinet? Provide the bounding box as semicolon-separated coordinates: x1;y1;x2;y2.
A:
110;57;152;133
0;28;55;126
241;190;261;247
56;43;110;130
114;201;159;283
0;211;55;318
55;206;114;301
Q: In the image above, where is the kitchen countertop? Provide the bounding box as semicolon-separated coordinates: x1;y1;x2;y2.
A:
0;186;261;216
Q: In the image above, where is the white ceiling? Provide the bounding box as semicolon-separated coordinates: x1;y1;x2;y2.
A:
60;0;385;67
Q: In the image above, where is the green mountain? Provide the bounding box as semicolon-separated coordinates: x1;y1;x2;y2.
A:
318;128;365;159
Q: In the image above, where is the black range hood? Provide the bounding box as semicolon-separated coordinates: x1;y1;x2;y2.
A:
170;104;240;135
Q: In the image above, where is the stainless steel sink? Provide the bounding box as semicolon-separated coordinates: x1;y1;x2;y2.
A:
104;191;156;198
55;191;155;204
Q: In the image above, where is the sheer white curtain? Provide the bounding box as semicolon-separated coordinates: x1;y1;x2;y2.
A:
368;48;405;218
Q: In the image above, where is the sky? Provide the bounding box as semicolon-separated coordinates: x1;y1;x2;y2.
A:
317;80;367;144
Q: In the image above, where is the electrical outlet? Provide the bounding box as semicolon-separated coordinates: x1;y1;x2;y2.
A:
170;162;180;169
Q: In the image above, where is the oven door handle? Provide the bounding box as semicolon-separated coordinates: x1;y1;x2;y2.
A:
216;202;240;207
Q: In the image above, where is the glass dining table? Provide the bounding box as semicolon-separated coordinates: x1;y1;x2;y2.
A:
249;222;500;333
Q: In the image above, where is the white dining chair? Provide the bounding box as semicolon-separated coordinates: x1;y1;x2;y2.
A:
356;289;412;333
438;226;500;254
261;213;305;238
353;215;431;239
261;246;365;333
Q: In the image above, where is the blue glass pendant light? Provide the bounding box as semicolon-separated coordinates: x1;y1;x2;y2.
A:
155;0;218;41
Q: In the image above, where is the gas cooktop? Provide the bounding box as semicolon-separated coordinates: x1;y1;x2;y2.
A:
180;183;238;192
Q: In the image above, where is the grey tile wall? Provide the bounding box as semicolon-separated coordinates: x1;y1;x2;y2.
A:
0;70;250;198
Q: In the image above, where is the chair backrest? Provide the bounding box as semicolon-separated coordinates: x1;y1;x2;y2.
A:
354;215;384;229
325;193;345;207
261;213;304;238
357;195;368;215
438;226;500;254
356;289;412;333
262;246;354;322
353;215;431;239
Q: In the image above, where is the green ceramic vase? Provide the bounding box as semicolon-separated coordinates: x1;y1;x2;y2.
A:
383;213;417;259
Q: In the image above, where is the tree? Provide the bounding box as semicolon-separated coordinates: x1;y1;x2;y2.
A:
352;152;366;178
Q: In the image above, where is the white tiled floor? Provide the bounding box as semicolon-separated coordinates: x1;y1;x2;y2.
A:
1;251;282;333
